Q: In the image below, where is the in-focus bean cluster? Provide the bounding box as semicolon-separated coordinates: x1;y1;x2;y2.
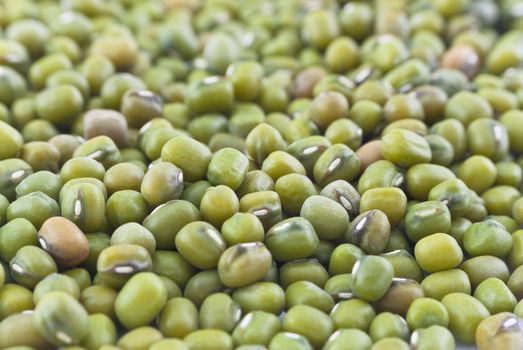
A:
2;0;523;349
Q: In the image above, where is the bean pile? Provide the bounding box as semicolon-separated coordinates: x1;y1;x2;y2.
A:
1;0;523;349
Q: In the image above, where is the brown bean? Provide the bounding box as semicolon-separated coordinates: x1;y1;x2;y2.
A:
38;216;89;267
293;67;327;99
373;278;424;316
356;140;383;173
83;109;128;148
441;44;480;79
